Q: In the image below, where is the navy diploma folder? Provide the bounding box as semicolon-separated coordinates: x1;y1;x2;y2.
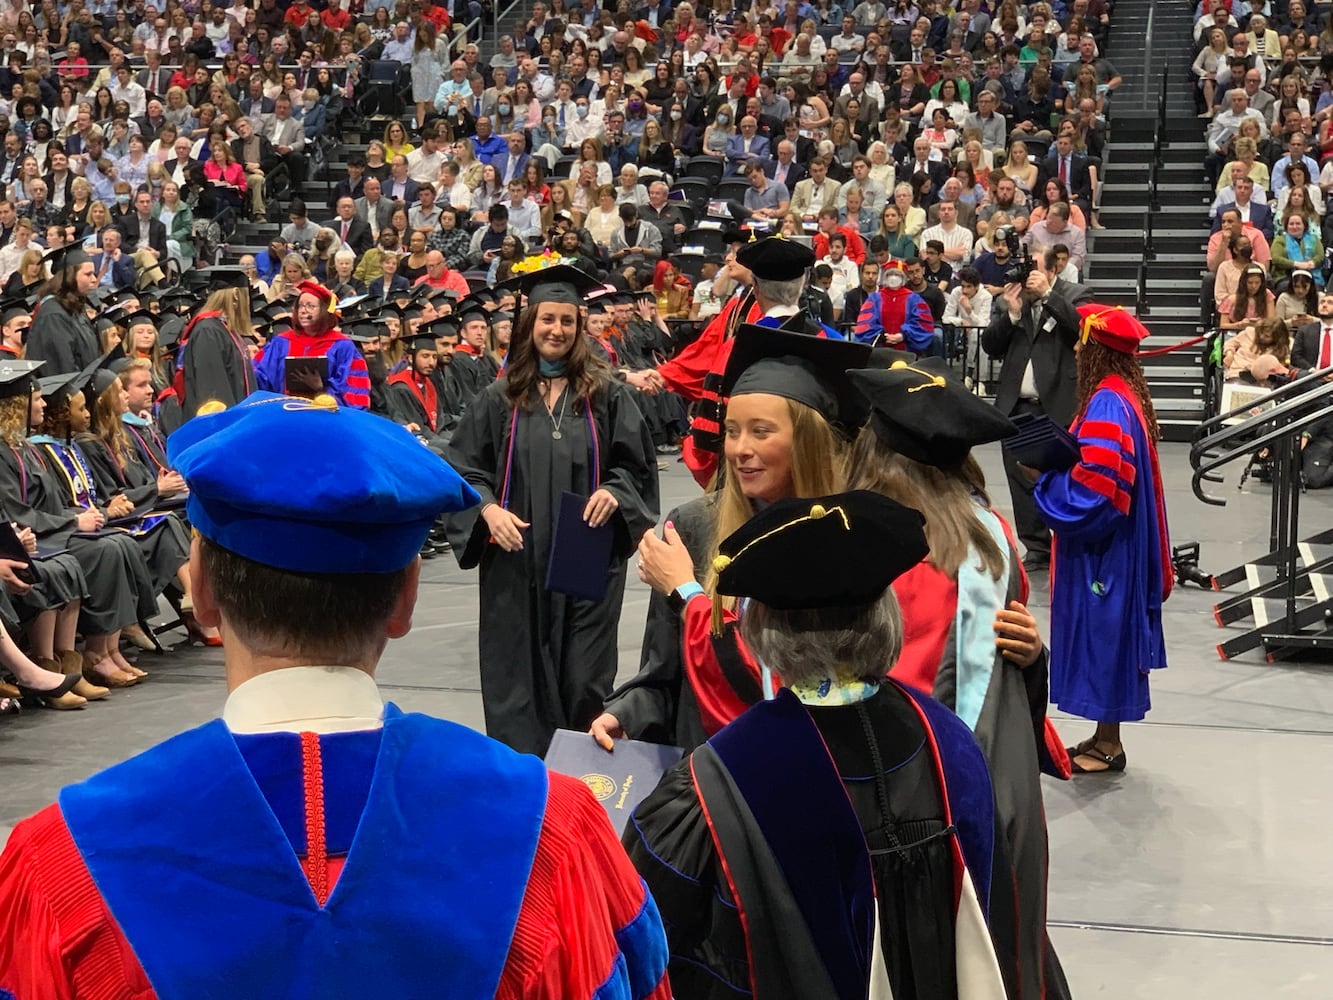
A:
1003;414;1081;472
545;729;685;834
544;491;614;602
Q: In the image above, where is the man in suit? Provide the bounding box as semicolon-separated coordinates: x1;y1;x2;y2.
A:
790;155;839;223
724;116;770;177
766;140;806;190
116;188;169;288
489;132;529;186
134;99;170;144
239;75;275;120
981;247;1093;571
834;72;880;125
135;50;173;99
261;95;306;188
1040;133;1093;217
43;149;76;211
1291;290;1333;378
331;195;375;257
900;136;950;193
383;156;422;206
355;177;396;239
231;116;278;222
331;155;368;211
778;117;816;164
1210;176;1276;243
89;228;137;291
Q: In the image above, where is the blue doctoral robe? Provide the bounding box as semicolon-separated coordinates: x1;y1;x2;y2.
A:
1033;380;1171;722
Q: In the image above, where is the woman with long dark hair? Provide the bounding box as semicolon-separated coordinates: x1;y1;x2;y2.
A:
1034;306;1172;775
443;266;659;757
26;245;100;375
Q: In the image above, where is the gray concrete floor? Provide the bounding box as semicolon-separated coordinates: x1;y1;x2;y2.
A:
3;441;1332;996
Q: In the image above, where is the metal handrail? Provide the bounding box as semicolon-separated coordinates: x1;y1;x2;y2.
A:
1192;362;1333;444
1143;207;1154;259
1190;379;1333;504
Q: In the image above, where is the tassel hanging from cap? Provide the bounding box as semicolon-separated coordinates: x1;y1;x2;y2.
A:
710;554;732;636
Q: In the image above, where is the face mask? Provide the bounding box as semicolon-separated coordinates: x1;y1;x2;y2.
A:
884;271;905;288
498;103;511;115
303;99;315;110
576;104;589;117
116;193;130;204
716;113;730;124
670;108;682;120
544;116;555;126
628;100;643;112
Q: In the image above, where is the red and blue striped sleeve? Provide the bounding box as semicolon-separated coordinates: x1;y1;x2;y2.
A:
327;340;372;410
1034;389;1137;542
854;291;882;345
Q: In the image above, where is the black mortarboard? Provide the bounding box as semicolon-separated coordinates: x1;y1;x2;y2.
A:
345;324;380;344
0;359;42;399
37;369;89;408
713;491;929;610
516;264;604;307
491;310;513;324
124;308;158;330
586;300;609;315
0;303;30;327
736;235;814;281
721;325;872;430
404;332;440;352
848;358;1019;467
399;303;425;323
456;295;490;325
42;244;91;272
158;313;186;349
421;316;459;338
184;266;251;291
87;286;117;307
86;345;127;399
0;289;39;313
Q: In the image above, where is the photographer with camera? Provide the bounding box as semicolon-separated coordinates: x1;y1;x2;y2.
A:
982;244;1093;573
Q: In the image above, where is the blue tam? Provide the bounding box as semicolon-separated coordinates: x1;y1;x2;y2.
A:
167;392;480;573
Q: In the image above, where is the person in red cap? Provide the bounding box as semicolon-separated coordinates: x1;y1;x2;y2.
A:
853;259;937;352
1031;304;1173;775
253;280;372;409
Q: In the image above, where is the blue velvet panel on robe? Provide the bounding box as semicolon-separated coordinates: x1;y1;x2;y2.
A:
59;705;547;1000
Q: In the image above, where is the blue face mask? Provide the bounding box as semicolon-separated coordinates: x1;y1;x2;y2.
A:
497;102;511;115
576;104;589;117
116;193;130;204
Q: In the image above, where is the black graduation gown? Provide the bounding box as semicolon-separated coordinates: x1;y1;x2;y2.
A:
445;347;495;411
384;374;452;453
603;493;736;751
625;684;978;1000
122;417;170;476
0;499;86;624
0;440;154;634
180;315;255;419
619;319;688;446
26;296;100;375
443;377;660;757
75;435;190;597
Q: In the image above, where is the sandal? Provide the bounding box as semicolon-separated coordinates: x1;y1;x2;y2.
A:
1065;737;1098;758
16;672;87;711
1070;743;1127;775
83;651;138;689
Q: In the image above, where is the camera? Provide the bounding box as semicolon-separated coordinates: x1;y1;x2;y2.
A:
1171;542;1215;590
993;224;1035;285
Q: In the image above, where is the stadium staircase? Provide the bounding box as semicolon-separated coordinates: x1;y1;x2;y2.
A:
1086;0;1209;441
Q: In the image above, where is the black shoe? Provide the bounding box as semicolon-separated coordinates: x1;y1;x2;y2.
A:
419;543;437;560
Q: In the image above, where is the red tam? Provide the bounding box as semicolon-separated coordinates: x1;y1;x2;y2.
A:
1076;303;1151;356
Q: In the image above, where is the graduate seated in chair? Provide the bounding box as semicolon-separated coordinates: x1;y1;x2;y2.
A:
625;490;1013;1000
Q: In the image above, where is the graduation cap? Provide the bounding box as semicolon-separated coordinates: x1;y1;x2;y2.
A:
491;310;513;325
157;313;186;350
0;289;40;313
848;358;1018;468
735;235;815;281
86;344;128;400
721;325;873;431
1077;303;1151;356
184;266;252;292
402;331;441;352
455;295;491;326
712;491;929;611
0;359;42;399
514;264;604;307
420;315;459;339
41;244;91;272
345;324;381;345
123;308;158;330
0;302;31;328
37;368;91;409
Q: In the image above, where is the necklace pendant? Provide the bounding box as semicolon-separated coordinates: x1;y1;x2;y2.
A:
552;429;562;440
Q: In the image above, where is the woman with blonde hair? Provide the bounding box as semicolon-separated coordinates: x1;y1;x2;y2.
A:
1002;139;1039;196
593;324;870;751
64;177;94;235
452;137;482;189
3;246;44;299
267;251;311;303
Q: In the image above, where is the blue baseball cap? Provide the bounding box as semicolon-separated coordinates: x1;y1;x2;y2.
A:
167;393;480;573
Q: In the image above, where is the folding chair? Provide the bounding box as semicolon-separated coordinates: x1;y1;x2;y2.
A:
684;155;724;186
